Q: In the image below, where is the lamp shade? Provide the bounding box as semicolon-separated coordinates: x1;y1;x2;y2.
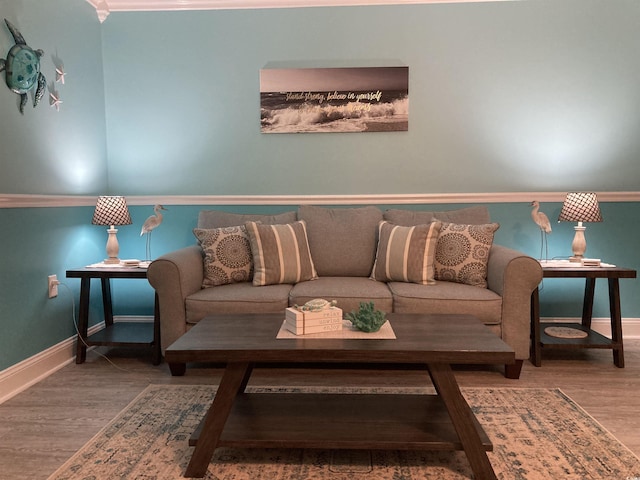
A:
91;196;132;226
557;192;602;223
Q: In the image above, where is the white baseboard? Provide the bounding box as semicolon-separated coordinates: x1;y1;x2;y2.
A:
0;316;153;405
1;316;638;405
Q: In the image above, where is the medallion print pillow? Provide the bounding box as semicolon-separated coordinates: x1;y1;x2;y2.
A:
434;222;500;288
193;226;254;288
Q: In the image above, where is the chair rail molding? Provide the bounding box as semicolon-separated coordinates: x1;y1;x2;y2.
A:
1;192;639;208
86;0;517;22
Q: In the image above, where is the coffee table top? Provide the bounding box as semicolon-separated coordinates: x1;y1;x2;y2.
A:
165;313;514;366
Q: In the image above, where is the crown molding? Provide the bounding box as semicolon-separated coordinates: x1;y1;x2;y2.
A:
85;0;516;22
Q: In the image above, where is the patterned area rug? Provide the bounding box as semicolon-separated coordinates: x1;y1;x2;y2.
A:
48;385;640;480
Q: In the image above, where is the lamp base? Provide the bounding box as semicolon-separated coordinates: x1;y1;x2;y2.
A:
103;226;121;265
569;224;587;262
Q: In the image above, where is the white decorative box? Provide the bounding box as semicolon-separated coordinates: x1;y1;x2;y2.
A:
284;307;343;335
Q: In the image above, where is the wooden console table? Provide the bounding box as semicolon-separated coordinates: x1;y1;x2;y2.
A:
66;266;161;365
530;264;636;367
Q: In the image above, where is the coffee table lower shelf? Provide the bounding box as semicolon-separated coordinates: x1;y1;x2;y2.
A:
190;393;491;451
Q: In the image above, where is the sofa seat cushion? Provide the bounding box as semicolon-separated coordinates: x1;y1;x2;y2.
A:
290;277;393;314
185;282;292;324
388;281;502;325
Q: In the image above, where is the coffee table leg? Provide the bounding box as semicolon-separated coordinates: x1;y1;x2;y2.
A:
184;361;251;478
428;363;497;480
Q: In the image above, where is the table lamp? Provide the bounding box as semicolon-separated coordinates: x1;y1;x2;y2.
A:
557;192;602;262
92;196;132;264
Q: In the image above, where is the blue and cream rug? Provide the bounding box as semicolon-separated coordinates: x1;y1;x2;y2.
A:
48;385;640;479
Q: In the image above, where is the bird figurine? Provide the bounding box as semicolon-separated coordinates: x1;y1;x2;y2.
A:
530;201;551;261
140;205;167;260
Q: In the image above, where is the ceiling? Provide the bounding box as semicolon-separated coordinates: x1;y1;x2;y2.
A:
86;0;513;22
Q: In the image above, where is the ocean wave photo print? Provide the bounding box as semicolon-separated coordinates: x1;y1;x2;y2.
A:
260;66;409;133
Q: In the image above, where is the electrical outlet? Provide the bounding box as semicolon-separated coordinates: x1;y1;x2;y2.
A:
48;274;58;298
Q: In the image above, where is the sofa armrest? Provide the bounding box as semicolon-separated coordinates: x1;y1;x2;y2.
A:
486;244;543;360
147;245;204;351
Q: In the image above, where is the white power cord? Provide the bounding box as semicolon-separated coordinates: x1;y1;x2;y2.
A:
57;282;132;373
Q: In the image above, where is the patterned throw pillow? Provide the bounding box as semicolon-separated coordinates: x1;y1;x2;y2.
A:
370;221;442;285
245;220;318;286
193;226;253;288
434;222;500;288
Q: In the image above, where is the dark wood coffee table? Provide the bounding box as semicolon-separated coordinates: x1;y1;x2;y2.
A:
165;313;515;479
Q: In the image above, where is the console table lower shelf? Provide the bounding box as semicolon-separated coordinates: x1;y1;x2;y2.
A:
190;392;491;451
539;321;620;350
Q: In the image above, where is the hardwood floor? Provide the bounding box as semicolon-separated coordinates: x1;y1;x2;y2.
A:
1;341;639;480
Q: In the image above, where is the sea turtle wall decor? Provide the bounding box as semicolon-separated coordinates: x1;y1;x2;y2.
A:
0;19;46;114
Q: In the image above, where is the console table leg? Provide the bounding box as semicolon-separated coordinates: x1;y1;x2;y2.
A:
184;361;251;478
100;278;114;327
609;278;625;368
429;362;497;480
582;278;596;329
76;277;91;364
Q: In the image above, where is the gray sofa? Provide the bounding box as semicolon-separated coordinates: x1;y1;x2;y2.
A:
147;205;542;379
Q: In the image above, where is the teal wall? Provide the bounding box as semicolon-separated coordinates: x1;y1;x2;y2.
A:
0;0;107;194
0;0;108;370
0;0;639;372
102;1;640;195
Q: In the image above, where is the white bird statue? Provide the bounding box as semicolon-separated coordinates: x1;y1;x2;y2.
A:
140;205;167;260
530;201;551;261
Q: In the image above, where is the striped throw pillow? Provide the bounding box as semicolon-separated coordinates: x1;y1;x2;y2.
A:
370;221;442;285
245;220;318;286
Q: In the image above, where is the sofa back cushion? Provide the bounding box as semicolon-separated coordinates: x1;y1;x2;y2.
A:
298;205;383;277
198;210;297;229
383;205;490;226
